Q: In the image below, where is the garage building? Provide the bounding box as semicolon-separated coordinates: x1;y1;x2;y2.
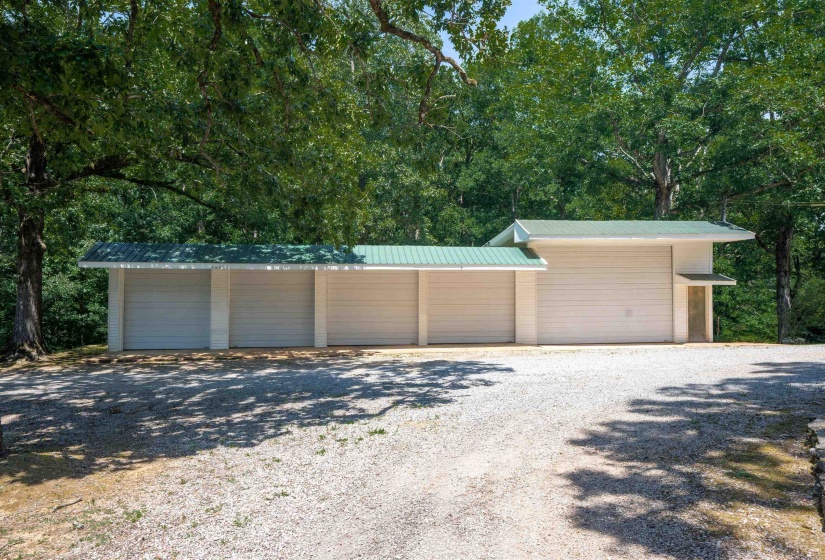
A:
78;220;753;351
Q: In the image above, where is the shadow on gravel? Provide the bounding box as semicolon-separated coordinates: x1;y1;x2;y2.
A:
566;361;825;559
0;356;506;486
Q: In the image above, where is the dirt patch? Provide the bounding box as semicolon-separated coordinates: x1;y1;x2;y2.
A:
1;448;167;558
695;414;824;559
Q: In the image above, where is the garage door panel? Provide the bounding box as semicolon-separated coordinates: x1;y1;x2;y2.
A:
537;246;672;344
230;271;314;348
428;271;515;344
123;270;210;350
327;271;418;345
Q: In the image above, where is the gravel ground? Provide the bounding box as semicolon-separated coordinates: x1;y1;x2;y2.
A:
3;345;825;559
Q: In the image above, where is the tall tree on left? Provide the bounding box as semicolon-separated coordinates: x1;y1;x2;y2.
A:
0;0;507;362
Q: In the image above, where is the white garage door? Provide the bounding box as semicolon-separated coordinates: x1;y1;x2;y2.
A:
536;246;673;344
229;271;314;347
428;271;515;343
123;270;210;349
327;271;418;345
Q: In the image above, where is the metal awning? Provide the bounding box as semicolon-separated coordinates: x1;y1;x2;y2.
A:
675;273;737;286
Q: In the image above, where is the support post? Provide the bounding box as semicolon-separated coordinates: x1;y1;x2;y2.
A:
210;268;230;349
314;270;328;347
515;271;537;345
418;270;428;345
107;268;125;351
706;287;714;343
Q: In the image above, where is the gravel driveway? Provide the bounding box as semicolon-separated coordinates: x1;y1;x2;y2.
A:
3;345;825;559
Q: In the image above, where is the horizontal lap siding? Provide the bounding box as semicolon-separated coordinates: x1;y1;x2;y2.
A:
327;271;418;345
673;242;712;343
428;271;515;343
123;270;210;349
536;246;672;344
229;271;314;347
674;242;712;274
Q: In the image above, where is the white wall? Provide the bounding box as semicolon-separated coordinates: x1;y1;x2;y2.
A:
428;271;515;343
673;241;713;274
418;271;429;345
327;271;418;345
211;269;230;349
672;242;713;343
515;271;537;344
315;270;327;347
107;269;124;351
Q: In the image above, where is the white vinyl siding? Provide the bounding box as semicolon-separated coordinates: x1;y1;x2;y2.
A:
673;242;713;343
674;241;713;274
428;271;515;343
535;246;673;344
314;270;328;347
327;271;418;345
123;270;210;349
210;269;230;349
229;271;314;347
515;271;537;345
674;284;689;343
418;271;429;345
107;269;124;351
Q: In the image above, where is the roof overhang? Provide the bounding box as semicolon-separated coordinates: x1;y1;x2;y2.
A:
676;273;737;286
525;234;755;243
487;220;756;246
77;261;547;271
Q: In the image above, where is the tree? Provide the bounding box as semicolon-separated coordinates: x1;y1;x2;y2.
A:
0;0;507;361
532;0;819;219
687;0;825;341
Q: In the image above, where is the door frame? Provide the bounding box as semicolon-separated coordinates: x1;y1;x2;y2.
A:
687;286;713;343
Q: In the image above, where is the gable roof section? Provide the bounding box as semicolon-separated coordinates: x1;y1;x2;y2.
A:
78;242;546;270
487;220;755;245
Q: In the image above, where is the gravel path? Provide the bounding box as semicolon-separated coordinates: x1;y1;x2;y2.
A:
3;345;825;559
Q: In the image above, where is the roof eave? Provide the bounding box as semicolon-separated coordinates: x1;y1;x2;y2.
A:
77;261;547;271
524;232;755;242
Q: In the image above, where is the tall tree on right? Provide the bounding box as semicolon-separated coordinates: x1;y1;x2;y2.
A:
693;0;825;342
540;0;823;219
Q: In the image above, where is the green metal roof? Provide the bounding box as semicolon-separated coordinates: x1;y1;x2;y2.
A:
78;242;545;268
517;220;752;236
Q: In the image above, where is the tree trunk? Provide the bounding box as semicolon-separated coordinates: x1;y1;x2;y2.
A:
4;134;49;360
775;222;793;343
652;152;673;219
652;131;674;219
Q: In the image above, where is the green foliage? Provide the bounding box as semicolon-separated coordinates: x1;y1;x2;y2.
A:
790;278;825;342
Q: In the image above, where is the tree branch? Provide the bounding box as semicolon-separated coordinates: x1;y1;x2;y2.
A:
126;0;138;68
196;0;223;164
100;172;229;216
726;162;819;202
206;0;222;52
368;0;477;93
711;38;732;77
610;118;648;177
65;155;135;182
418;56;442;124
13;85;78;128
